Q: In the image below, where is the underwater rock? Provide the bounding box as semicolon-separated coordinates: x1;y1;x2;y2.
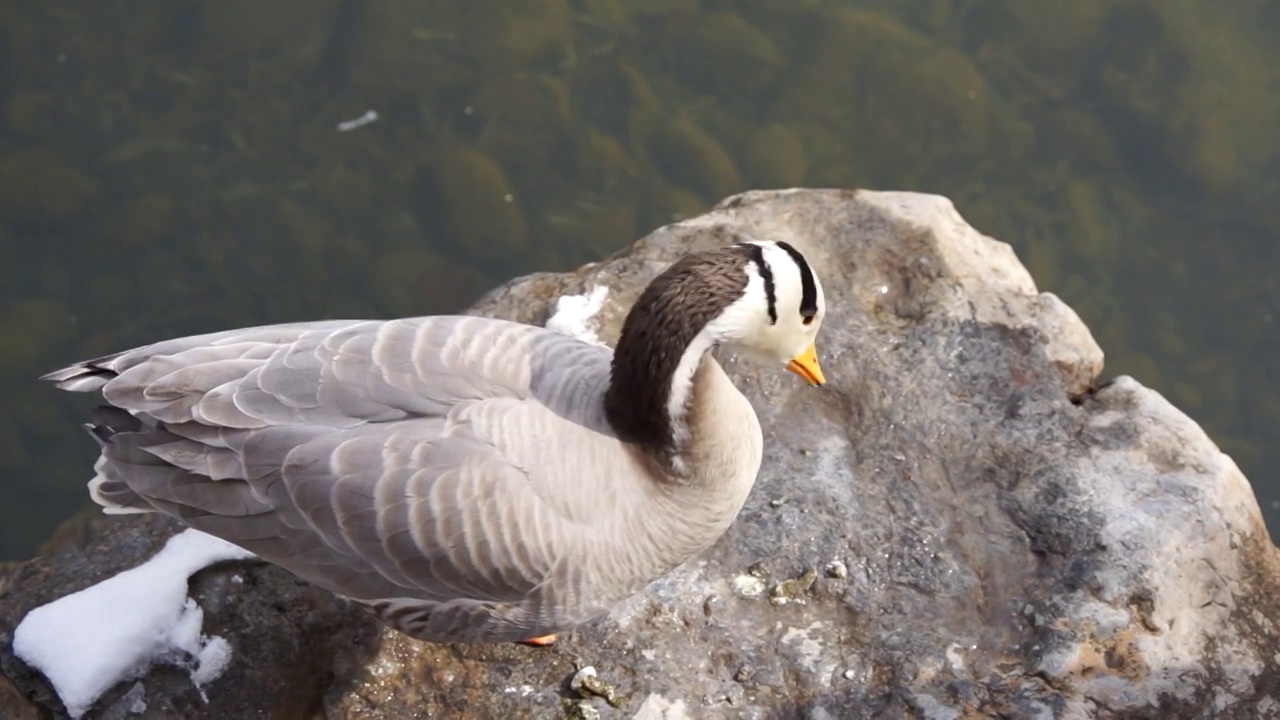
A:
3;189;1278;718
539;193;641;263
0;149;101;223
647;117;743;202
370;246;490;316
658;11;784;98
645;177;708;227
1078;3;1280;198
1089;6;1191;169
570;131;639;192
772;10;989;179
435;146;529;263
1038;108;1123;172
959;0;1114;98
5;91;59;138
103;194;179;253
194;0;344;74
469;72;575;185
470;73;574;155
741;122;807;188
466;0;573;66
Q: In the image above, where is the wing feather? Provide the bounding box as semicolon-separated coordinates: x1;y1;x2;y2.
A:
51;315;629;612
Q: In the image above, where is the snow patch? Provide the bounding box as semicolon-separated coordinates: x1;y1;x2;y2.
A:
12;529;256;718
545;285;609;345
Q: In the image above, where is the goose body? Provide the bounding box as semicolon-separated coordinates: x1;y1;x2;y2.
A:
42;241;826;644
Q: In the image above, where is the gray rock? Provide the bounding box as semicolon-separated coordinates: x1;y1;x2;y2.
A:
0;512;377;719
3;189;1277;719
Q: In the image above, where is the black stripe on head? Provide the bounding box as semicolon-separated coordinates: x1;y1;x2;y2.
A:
747;244;778;325
776;241;818;319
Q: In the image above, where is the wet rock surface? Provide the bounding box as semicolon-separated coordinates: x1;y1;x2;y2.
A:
3;189;1278;718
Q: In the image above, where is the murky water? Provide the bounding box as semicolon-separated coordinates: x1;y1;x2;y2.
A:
1;0;1277;559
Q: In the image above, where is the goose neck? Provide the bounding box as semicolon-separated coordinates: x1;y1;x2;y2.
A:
604;315;716;463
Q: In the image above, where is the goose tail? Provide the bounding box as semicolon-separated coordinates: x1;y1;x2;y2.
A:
81;406;155;515
40;351;128;392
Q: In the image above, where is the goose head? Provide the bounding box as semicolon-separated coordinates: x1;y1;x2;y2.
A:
606;239;827;454
706;240;827;386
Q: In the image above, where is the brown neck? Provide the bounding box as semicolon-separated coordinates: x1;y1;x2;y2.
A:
603;293;709;458
603;247;753;457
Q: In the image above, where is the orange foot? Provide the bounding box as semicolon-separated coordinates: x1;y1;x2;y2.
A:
518;634;557;647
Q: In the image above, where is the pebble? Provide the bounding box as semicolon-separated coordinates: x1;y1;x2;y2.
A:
731;574;765;599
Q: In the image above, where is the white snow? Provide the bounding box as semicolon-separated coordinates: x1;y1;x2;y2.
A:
12;529;256;718
545;285;609;345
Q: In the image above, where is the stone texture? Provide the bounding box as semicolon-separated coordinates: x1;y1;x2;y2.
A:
0;513;377;719
2;189;1277;719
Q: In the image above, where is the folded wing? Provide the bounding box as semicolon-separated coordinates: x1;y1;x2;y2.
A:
46;315;619;606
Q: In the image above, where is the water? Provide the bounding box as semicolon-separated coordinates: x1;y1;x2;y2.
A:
1;0;1277;559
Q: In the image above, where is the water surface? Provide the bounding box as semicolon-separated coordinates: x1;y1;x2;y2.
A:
1;0;1277;558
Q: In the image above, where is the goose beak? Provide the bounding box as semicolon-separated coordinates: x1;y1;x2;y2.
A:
785;343;826;386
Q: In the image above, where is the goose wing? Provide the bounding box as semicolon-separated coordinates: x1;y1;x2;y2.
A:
45;315;628;605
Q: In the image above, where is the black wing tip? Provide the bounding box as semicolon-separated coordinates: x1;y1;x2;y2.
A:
40;364;88;382
40;361;121;391
80;406;144;447
82;422;112;447
40;348;130;386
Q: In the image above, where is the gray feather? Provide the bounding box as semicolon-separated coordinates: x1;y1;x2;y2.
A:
43;312;765;643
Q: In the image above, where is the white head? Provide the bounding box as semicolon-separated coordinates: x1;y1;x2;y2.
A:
704;240;827;385
605;239;828;455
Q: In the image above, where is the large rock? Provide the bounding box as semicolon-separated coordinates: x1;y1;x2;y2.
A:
3;189;1277;719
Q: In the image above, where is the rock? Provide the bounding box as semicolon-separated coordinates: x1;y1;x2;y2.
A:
0;513;376;719
571;131;639;192
647;117;743;202
370;246;490;317
645;178;708;227
0;149;102;223
462;0;573;66
434;147;529;263
469;73;574;158
741;122;807;188
772;11;989;181
0;673;41;720
539;193;642;265
658;11;785;98
3;189;1278;718
193;0;345;74
5;91;59;138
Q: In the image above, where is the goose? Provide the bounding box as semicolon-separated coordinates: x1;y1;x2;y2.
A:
41;239;826;645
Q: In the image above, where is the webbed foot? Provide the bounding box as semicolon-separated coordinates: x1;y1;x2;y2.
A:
518;634;557;647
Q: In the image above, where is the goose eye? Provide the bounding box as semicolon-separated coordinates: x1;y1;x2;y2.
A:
802;314;815;326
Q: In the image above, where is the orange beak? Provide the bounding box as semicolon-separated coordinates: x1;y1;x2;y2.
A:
785;343;826;386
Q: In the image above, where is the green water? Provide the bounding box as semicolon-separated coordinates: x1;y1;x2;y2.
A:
1;0;1277;559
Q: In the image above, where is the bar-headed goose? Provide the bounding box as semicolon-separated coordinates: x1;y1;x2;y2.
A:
42;240;826;645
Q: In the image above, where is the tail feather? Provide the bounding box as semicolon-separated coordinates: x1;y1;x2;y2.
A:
90;405;144;432
80;405;156;514
40;350;129;391
88;470;152;515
